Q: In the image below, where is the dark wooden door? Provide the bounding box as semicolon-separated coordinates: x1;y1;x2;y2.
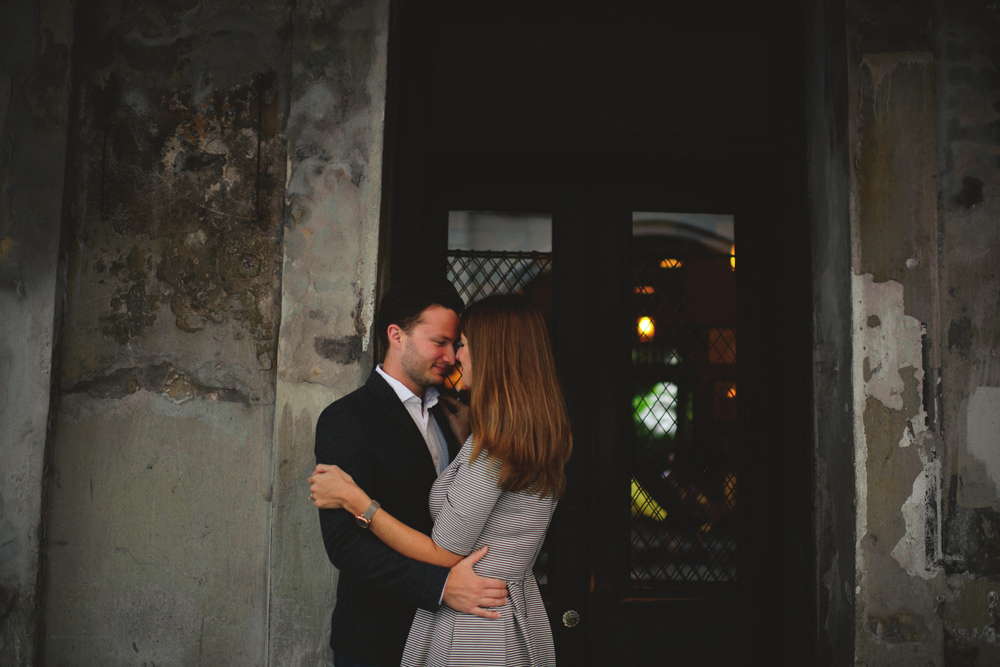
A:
390;152;811;666
560;160;811;667
388;3;812;663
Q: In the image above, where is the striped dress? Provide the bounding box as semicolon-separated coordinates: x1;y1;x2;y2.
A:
401;437;557;667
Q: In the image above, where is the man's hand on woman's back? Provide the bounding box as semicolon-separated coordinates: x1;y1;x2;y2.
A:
442;546;507;619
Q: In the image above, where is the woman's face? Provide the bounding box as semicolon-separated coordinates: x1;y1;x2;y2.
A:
456;333;472;388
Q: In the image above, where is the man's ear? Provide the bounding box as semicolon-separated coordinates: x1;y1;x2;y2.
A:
386;323;404;350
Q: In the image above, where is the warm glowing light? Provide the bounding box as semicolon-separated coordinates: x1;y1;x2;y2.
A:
727;384;737;399
660;258;682;269
446;366;465;391
637;316;655;341
634;285;656;295
730;244;736;271
724;472;737;503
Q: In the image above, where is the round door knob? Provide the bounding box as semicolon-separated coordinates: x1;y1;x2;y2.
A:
562;609;581;628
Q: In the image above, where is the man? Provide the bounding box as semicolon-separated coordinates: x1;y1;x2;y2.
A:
310;279;506;667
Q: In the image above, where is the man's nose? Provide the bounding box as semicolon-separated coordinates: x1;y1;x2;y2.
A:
442;346;456;365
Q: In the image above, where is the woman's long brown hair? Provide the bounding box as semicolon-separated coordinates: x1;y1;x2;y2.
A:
462;294;573;497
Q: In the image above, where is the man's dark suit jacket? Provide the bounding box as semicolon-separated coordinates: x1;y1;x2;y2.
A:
315;369;461;667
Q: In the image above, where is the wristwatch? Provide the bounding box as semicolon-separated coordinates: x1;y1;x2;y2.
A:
355;500;380;529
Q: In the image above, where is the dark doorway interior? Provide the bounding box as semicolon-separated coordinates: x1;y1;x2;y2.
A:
387;3;813;665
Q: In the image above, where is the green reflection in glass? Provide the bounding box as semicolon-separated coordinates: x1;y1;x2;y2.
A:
632;382;679;439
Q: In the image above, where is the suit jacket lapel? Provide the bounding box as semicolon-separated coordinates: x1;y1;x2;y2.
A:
365;370;438;477
430;403;462;462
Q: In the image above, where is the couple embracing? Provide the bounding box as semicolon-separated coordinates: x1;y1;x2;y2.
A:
309;279;572;667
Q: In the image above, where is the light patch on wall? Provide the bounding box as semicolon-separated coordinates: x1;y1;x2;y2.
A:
891;449;942;579
858;275;924;411
961;386;1000;508
853;273;870;566
360;280;375;353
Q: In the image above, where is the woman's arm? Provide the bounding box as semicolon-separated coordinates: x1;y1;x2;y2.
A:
309;464;464;568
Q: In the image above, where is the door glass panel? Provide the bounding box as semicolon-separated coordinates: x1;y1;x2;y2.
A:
629;212;738;587
445;210;553;382
445;210;554;582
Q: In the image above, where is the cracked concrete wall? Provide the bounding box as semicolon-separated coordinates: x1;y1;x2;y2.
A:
847;1;1000;664
0;1;73;664
39;1;291;663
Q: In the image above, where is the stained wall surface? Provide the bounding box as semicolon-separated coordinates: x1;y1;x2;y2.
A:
938;5;1000;662
39;0;289;662
847;1;1000;664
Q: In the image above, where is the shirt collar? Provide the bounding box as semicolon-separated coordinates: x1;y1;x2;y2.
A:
376;365;440;410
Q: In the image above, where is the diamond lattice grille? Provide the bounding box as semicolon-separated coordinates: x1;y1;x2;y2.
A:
447;250;552;305
628;251;738;586
445;250;553;391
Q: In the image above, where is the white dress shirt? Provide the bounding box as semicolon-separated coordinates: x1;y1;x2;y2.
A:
376;365;451;474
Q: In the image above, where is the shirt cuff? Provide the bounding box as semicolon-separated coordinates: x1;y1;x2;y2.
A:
439;571;450;606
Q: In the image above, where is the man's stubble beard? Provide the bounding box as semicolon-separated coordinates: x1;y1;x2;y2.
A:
400;347;446;390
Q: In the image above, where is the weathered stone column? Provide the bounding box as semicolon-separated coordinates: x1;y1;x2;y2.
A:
266;1;389;664
848;15;947;665
39;2;291;663
0;2;73;664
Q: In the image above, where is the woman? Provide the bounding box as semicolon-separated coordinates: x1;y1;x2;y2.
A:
313;293;572;667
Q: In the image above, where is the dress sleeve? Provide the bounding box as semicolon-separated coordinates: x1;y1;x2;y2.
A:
431;441;504;556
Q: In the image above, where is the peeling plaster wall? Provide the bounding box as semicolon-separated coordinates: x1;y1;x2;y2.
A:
0;1;73;664
852;275;944;662
849;25;948;667
266;2;389;663
39;1;291;663
847;1;1000;665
